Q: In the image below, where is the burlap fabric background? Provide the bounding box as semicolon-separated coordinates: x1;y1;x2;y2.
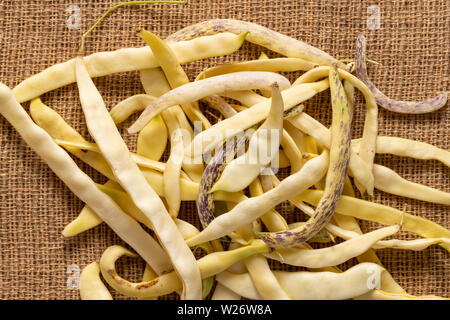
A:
0;0;448;300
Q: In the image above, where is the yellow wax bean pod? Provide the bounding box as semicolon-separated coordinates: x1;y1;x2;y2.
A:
109;94;156;124
186;151;329;247
244;253;291;300
63;180;120;237
288;199;450;252
217;263;385;300
283;120;308;154
29;95;206;201
164;124;185;218
185;80;329;161
0;82;172;275
140;68;204;183
136;114;168;162
256;51;273;98
277;149;291;168
99;240;269;298
215;272;263;300
13;32;247;102
264;225;399;268
353;136;450;168
293;65;377;196
290;112;373;196
166;19;343;68
372;164;450;205
220;90;267;107
211;83;284;193
139;264;158;300
79;262;113;300
197;57;316;80
75;57;201;300
129;71;291;133
280;129;304;174
138;29;211;129
295;190;450;252
53;138;189;180
356;289;448;300
211;284;241;300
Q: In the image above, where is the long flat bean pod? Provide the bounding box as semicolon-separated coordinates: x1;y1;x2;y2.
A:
185;80;330;159
256;65;352;247
13;32;247;102
0;82;172;275
128;72;291;133
197;57;316;79
356;34;448;114
211;83;284;192
295;190;450;252
99;240;268;298
138;29;211;129
293;65;377;195
166;19;344;68
186;151;329;247
264;225;399;268
75;57;201;299
216;263;385;300
80;262;113;300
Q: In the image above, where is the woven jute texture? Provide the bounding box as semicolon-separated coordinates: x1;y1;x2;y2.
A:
0;0;448;300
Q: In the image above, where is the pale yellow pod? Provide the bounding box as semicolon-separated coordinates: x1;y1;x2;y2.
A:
211;83;284;193
137;114;168;161
13;32;247;102
109;94;156;124
79;262;112;300
296;190;450;252
62;180;120;237
355;289;448;300
264;225;399;268
217;263;386;300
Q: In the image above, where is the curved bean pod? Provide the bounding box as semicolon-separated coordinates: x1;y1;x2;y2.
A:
356;34;448;114
197;135;246;228
138;29;211;129
99;240;269;298
216;263;386;300
109;94;156;124
0;82;172;275
356;289;448;300
197;57;317;80
372;164;450;205
128;72;291;133
166;19;343;68
211;83;284;192
79;262;113;300
296;190;450;252
75;57;202;299
293;65;377;196
353;136;450;168
185;151;329;247
257;65;352;247
264;225;399;268
185;80;330;159
13;32;247;102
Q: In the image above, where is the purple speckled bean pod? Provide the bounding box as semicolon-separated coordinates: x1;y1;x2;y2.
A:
197;134;247;228
256;65;352;248
166;19;345;69
356;34;448;114
128;71;290;133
